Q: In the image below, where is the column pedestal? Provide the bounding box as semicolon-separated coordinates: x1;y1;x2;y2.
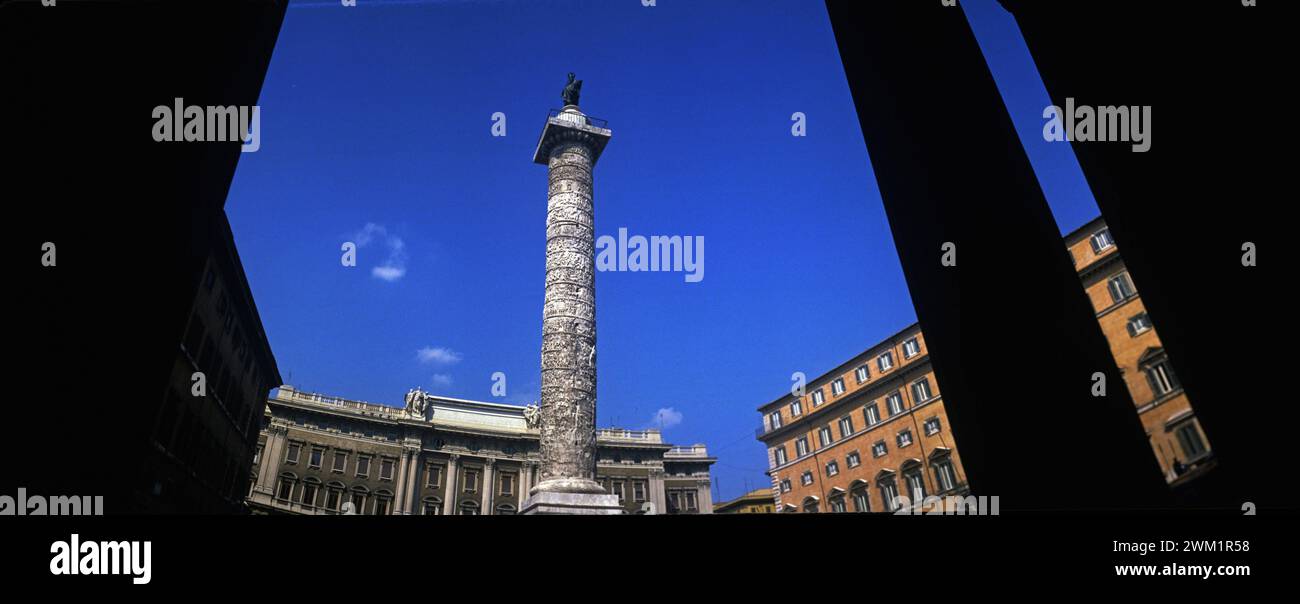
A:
520;491;623;515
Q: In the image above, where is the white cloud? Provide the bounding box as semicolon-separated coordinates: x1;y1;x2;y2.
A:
372;265;406;281
430;374;453;387
417;346;463;365
648;407;683;430
352;223;408;282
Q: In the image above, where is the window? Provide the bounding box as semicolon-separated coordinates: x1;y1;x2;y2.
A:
855;365;870;384
795;437;809;457
803;498;820;514
332;451;347;473
379;458;395;481
252;445;262;466
496;504;517;515
811;389;825;406
324;486;342;511
832;378;846;396
877;351;894;372
423;498;442;515
924;417;941;436
683;491;698;512
879;478;900;512
276;476;294;501
350;488;368;514
934;460;957;492
780;479;792;493
1090;228;1115;253
790;400;803;417
301;481;319;507
818;426;833;448
458;501;478;516
838;416;854;438
1175;422;1208;460
374;494;393;515
800;471;814;486
285;443;301;464
773;446;788;466
903;337;920;358
830;497;847;513
355;456;371;478
825;461;839;477
872;441;887;458
851;485;870;512
500;473;515;496
464;469;479;493
427;464;442;487
1108;273;1136;303
887;392;905;416
1146;360;1180;396
897;429;913;448
768;411;782;430
1127;312;1153;336
846;451;861;468
864;403;881;426
610;481;625;503
309;447;323;469
904;470;926;502
633;481;647;502
911;378;933;403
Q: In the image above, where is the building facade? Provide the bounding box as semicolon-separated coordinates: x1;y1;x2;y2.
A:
1066;216;1213;485
713;488;775;514
757;324;968;513
139;213;283;513
248;386;715;515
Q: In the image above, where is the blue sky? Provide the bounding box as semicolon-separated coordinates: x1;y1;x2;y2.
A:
226;0;1100;504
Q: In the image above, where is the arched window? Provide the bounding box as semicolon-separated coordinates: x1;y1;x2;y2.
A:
801;496;820;514
276;472;297;502
496;504;517;516
849;479;871;512
324;481;346;511
373;490;394;515
422;497;442;516
300;477;322;508
459;501;480;516
349;486;369;514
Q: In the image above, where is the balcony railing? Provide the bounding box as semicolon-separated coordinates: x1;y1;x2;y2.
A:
546;108;610;130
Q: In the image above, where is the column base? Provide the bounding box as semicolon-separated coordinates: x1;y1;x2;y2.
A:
520;491;624;515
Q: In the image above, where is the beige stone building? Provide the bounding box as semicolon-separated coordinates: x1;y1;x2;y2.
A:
247;386;715;515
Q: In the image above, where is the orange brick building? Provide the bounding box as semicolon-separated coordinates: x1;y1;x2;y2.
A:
756;323;967;513
758;216;1212;512
1066;216;1212;486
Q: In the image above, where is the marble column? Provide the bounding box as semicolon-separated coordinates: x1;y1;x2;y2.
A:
523;98;620;515
481;459;495;514
441;454;459;516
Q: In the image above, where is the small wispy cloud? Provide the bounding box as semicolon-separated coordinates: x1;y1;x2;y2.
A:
648;407;683;430
417;346;463;365
430;374;454;387
352;223;408;282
